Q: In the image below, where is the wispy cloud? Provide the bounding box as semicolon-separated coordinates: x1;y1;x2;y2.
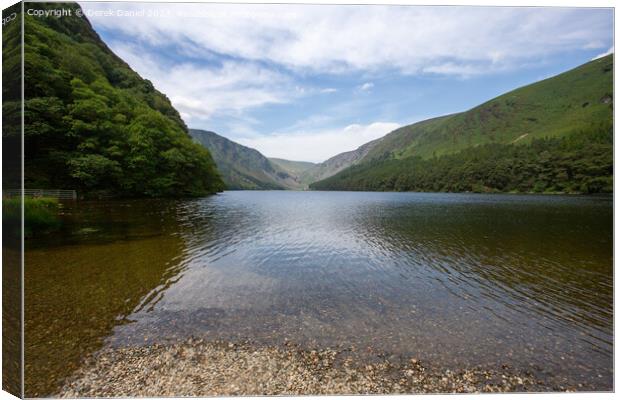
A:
358;82;374;92
320;88;338;94
82;3;612;77
79;3;613;161
237;122;400;162
109;42;297;125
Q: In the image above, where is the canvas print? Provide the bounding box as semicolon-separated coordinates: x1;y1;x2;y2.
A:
1;0;614;397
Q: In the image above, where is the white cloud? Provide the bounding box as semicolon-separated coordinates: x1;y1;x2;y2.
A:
76;3;612;161
237;122;400;162
358;82;374;92
592;46;614;60
108;42;297;125
422;62;490;77
81;3;612;77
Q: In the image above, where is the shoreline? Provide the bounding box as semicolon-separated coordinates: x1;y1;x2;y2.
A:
57;338;582;397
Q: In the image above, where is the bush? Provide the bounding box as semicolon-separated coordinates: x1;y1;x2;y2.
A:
3;197;61;237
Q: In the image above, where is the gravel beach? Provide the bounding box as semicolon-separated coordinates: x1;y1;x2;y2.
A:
57;338;571;397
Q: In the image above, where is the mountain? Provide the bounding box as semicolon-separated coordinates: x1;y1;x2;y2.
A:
189;124;385;190
268;158;316;178
190;129;308;190
311;55;613;194
11;2;223;197
362;55;613;163
268;158;321;188
298;138;382;185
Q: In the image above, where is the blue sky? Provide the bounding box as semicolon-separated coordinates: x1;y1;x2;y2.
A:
80;3;613;162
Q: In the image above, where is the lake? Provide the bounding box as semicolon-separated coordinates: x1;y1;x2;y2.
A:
24;191;613;395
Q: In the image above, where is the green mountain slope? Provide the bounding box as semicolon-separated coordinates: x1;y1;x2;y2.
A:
190;129;307;190
9;3;223;197
311;55;613;194
361;55;613;163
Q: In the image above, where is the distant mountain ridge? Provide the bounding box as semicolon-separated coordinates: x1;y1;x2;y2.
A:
268;158;317;186
190;129;313;190
189;128;387;190
298;138;382;185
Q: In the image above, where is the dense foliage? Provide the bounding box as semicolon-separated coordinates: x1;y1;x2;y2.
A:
311;121;612;194
2;5;22;191
3;197;61;237
5;3;224;197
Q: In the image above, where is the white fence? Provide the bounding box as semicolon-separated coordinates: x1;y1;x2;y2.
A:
3;189;77;200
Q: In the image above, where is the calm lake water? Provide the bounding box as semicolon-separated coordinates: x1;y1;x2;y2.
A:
24;191;613;395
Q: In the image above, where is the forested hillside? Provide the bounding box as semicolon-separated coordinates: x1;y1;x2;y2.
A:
311;56;613;194
311;122;612;193
6;3;223;197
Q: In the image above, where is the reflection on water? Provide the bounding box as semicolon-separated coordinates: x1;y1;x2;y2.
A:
25;192;613;395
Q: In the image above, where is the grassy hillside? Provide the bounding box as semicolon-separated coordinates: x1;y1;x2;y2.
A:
10;3;223;197
190;130;308;190
361;55;613;162
311;56;613;194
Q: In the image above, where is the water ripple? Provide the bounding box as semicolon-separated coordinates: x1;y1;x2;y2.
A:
111;191;612;389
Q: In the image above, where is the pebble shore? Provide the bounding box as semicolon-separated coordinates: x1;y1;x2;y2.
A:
58;338;569;397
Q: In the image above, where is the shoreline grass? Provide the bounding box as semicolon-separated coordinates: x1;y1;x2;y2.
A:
2;197;62;237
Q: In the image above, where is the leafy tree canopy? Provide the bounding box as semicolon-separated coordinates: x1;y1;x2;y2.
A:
5;3;224;197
